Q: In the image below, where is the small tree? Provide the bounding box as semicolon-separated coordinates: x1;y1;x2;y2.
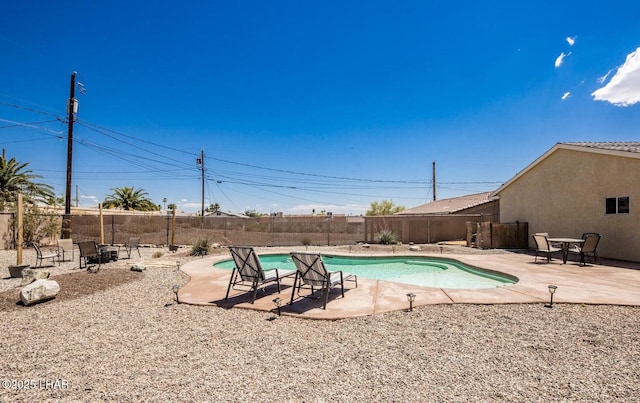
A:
365;200;405;216
205;203;221;214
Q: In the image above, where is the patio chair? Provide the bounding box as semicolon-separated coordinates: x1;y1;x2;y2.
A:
289;251;358;309
225;246;296;304
119;237;141;259
78;240;102;272
532;234;562;263
57;238;75;262
569;233;602;265
534;232;562;249
33;243;58;267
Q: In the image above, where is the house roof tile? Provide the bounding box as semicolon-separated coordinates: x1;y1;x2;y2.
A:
561;141;640;154
397;191;494;215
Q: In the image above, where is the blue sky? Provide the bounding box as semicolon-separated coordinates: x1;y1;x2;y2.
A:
2;1;639;215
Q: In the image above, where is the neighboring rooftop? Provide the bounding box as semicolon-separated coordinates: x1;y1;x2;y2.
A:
396;191;494;215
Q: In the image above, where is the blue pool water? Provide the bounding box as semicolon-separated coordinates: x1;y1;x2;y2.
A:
213;254;517;289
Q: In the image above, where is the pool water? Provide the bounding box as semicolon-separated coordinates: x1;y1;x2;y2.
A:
214;254;517;289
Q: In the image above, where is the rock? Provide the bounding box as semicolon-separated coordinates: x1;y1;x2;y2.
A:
8;264;30;278
409;245;421;251
20;268;51;286
362;243;370;248
131;264;146;272
20;279;60;306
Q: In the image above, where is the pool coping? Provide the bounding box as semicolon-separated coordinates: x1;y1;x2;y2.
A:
177;248;640;320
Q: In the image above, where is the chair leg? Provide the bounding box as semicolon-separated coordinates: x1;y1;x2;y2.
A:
250;279;259;304
289;272;299;305
275;269;282;293
224;268;237;300
323;284;330;309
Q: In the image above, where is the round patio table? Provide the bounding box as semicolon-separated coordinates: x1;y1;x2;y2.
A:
548;238;584;264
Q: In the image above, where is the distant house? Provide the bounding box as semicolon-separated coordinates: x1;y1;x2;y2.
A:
396;191;499;218
204;211;249;218
491;142;640;262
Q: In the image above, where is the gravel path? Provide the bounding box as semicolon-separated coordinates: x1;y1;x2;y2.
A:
0;246;638;401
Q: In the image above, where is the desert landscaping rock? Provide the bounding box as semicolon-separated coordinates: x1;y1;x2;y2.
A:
130;264;146;272
0;245;638;401
20;279;60;306
20;268;51;286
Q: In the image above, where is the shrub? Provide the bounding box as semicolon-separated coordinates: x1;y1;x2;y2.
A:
301;237;311;246
376;229;398;245
190;238;211;256
152;251;163;258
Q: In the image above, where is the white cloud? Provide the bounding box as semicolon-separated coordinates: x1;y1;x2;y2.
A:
555;51;571;68
597;69;614;84
592;47;640;106
561;92;571;100
566;36;576;46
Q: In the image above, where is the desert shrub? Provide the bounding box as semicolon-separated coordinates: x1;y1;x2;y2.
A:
152;251;163;258
190;238;211;256
376;229;398;245
10;205;61;246
301;237;311;246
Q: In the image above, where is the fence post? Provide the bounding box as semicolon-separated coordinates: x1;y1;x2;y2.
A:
327;212;332;246
111;215;115;245
489;222;493;249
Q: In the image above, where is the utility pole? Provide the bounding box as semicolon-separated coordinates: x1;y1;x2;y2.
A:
196;149;205;223
63;71;77;238
432;161;437;201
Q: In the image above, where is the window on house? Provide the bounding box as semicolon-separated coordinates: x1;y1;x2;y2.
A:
606;197;629;214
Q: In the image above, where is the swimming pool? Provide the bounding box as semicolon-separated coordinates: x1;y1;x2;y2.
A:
213;254;518;289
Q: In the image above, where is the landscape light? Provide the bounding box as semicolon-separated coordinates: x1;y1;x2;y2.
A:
176;260;181;272
406;292;416;312
272;297;282;317
545;285;557;308
172;284;180;304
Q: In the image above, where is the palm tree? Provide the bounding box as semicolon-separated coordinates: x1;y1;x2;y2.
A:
102;186;159;211
0;155;54;210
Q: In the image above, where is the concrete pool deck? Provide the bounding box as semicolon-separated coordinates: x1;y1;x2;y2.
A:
177;248;640;320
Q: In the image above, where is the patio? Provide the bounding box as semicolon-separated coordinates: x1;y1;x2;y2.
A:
178;248;640;320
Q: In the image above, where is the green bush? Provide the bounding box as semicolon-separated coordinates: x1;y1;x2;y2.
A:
190;238;211;256
376;229;398;245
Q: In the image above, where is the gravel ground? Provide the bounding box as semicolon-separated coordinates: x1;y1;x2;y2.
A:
0;246;639;401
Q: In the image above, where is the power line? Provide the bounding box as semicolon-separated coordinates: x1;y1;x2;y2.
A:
0;101;59;117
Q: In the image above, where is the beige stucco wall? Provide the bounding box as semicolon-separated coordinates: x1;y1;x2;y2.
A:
497;148;640;261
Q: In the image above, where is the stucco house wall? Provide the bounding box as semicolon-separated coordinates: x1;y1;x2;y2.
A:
494;143;640;262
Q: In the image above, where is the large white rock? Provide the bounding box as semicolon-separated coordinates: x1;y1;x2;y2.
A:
130;264;146;272
20;279;60;306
